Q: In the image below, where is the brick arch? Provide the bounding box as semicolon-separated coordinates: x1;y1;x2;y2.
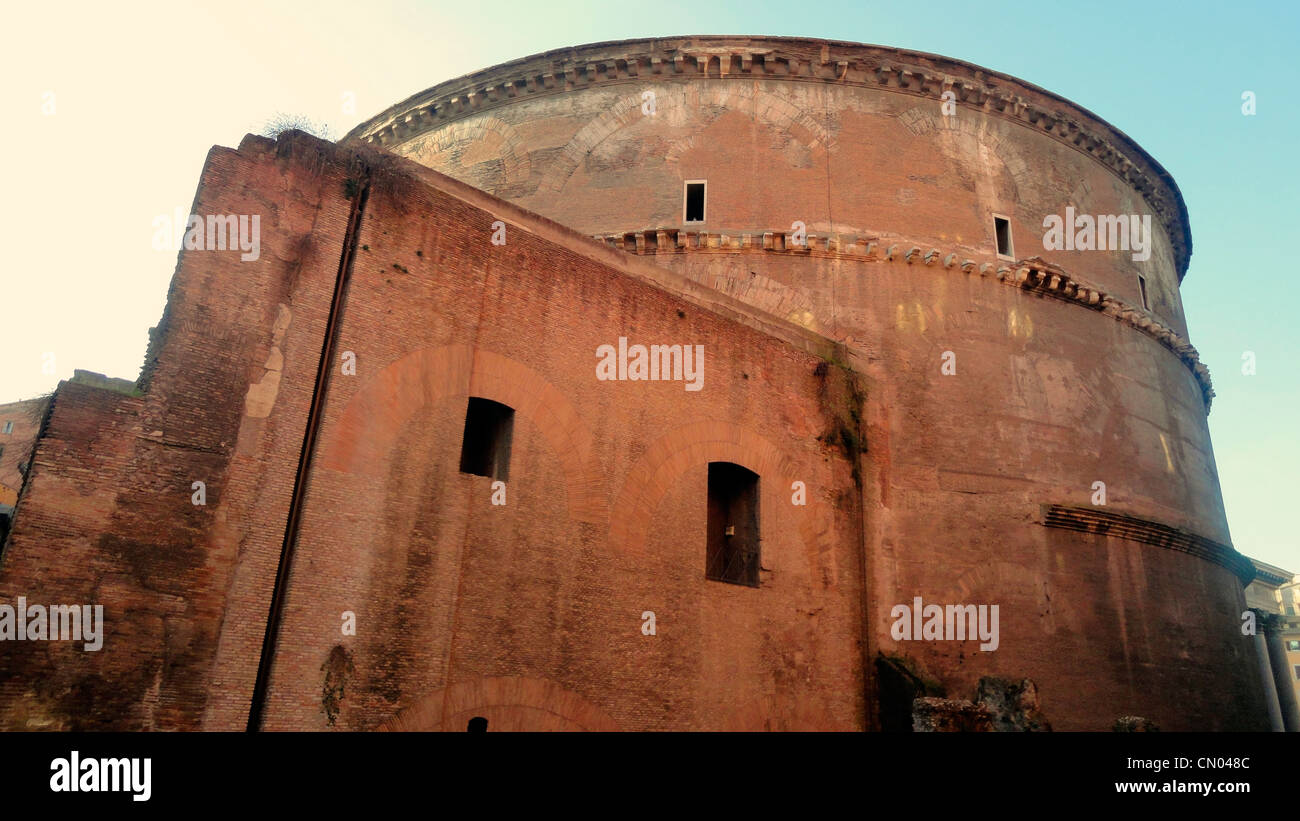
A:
661;83;833;162
403;115;532;194
541;84;833;193
319;344;606;523
378;676;621;731
608;420;841;586
897;105;1033;200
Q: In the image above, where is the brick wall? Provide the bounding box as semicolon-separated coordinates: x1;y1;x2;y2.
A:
0;132;867;731
0;134;356;729
355;46;1266;730
0;127;1267;731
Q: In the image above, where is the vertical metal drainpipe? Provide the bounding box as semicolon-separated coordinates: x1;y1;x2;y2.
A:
246;161;371;732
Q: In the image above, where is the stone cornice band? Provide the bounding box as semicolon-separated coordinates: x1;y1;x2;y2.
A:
591;225;1214;412
343;36;1192;280
1043;504;1252;585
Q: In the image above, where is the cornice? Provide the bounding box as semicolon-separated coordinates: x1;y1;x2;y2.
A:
1254;568;1290;587
342;36;1192;281
1043;504;1251;585
1248;559;1292;586
590;225;1214;413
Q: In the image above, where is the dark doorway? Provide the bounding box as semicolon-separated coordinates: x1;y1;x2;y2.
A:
459;398;514;481
706;462;760;586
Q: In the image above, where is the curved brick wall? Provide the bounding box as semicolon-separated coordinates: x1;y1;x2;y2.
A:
344;37;1264;730
346;36;1191;331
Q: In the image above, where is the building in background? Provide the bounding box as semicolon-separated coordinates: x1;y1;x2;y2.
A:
0;396;49;543
1246;558;1300;730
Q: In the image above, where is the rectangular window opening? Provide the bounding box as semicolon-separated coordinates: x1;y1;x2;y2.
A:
458;398;514;482
706;462;759;587
684;181;706;223
1138;275;1150;310
994;215;1013;258
1;420;12;434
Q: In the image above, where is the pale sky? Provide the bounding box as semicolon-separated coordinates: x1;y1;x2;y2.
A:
1;0;1295;570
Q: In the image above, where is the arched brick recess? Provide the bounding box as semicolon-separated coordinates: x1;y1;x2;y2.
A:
403;116;532;195
379;676;621;731
540;85;832;193
609;420;841;585
319;344;607;523
542;91;646;192
661;84;833;156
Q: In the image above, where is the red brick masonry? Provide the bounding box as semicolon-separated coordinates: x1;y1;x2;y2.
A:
0;125;1267;730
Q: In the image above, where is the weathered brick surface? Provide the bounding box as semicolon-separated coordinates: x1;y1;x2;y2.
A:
0;397;47;506
259;139;865;731
345;37;1266;731
359;39;1191;339
0;31;1271;729
0;132;866;731
0;135;357;729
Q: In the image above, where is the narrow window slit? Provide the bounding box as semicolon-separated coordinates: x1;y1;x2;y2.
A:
684;181;706;223
994;215;1013;258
